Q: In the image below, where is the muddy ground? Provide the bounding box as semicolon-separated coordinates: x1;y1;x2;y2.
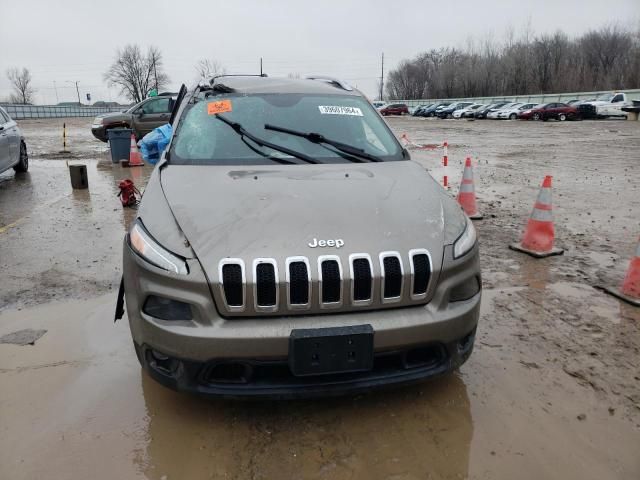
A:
0;116;639;479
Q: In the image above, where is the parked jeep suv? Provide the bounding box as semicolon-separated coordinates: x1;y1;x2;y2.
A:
116;76;481;398
91;94;176;142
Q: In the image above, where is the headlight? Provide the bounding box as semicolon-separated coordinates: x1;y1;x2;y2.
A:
129;220;188;274
454;217;477;259
94;117;103;125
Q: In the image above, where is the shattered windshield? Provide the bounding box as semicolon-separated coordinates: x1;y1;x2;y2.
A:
171;93;403;165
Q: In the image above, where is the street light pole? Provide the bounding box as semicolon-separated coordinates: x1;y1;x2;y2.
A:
66;80;81;105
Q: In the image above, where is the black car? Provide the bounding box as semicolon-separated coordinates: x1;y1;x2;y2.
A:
420;102;450;117
437;102;473;119
474;102;509;119
412;104;432;116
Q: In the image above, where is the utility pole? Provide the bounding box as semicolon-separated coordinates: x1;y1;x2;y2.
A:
379;52;384;101
66;80;81;105
53;81;59;104
260;57;263;76
153;57;158;91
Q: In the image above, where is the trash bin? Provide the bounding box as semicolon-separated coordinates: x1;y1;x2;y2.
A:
107;128;133;164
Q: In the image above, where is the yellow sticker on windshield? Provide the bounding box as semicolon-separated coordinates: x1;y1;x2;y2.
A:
207;100;232;115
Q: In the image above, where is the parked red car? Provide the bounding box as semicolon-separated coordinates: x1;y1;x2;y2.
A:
380;103;409;116
517;102;579;121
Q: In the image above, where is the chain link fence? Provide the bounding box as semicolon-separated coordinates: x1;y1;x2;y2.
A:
0;103;125;119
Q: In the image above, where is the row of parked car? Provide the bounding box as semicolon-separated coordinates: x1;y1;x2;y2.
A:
374;92;637;121
409;100;583;121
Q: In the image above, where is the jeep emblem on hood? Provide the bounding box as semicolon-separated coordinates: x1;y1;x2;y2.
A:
308;238;344;248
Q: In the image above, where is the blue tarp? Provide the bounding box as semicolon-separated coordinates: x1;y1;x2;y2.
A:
139;123;173;165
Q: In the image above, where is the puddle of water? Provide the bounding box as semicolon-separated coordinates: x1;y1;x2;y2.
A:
0;291;638;480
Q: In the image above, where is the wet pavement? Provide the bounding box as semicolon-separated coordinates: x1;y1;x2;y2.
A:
1;117;639;479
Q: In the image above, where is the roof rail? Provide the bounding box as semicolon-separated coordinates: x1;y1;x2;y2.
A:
208;73;268;86
306;76;353;91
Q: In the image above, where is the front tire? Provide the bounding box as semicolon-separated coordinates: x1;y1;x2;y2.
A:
509;113;517;120
14;142;28;173
533;113;540;121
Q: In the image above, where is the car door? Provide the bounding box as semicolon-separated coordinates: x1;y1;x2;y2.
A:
0;109;9;172
543;103;557;119
0;108;19;172
608;94;625;116
132;97;172;137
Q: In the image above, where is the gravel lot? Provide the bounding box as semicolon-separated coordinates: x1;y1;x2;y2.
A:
0;116;638;480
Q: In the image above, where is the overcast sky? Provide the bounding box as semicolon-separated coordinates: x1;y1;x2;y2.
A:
0;0;638;104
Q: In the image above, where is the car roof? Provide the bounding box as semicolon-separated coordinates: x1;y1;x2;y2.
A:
209;76;362;96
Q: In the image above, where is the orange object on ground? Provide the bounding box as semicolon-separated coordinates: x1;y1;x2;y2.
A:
621;240;640;299
456;157;482;219
509;175;563;258
596;238;640;306
128;134;144;167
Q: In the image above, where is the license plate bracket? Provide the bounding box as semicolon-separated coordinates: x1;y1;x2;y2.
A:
288;324;374;376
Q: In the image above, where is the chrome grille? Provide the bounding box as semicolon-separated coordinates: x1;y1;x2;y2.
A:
287;259;310;307
319;255;342;308
380;251;403;303
350;254;373;305
217;249;433;316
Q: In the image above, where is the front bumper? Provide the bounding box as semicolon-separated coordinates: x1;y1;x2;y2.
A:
123;241;481;397
134;327;476;398
91;125;107;142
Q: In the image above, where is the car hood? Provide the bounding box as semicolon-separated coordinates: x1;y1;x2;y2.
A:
159;161;448;275
100;111;131;121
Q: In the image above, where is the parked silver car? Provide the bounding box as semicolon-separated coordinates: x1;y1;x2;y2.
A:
116;76;481;398
0;107;28;174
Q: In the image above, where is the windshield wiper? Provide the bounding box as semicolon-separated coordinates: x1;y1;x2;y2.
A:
264;124;383;162
215;114;318;164
239;136;296;165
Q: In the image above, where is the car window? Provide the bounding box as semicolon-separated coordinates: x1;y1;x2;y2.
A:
173;93;403;165
612;94;624;103
0;108;10;123
141;98;171;114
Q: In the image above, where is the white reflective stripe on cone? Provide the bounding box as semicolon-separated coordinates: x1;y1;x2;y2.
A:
531;208;553;222
536;187;552;205
635;241;640;257
459;183;475;193
463;168;474;180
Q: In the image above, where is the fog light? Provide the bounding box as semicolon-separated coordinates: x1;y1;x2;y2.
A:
450;276;481;302
147;348;179;375
143;295;193;320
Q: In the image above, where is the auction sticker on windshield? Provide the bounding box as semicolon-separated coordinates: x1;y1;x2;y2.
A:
208;100;233;115
318;106;363;116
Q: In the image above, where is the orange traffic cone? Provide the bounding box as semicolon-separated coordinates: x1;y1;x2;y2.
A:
127;134;144;167
509;175;564;258
596;238;640;306
457;157;482;220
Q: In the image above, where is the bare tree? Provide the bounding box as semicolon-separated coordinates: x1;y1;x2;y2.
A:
195;59;226;82
386;22;640;100
104;45;169;103
6;67;36;104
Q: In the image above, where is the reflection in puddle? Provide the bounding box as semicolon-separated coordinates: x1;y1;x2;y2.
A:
138;372;473;480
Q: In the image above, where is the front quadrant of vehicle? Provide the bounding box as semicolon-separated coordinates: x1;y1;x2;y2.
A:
118;75;482;398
